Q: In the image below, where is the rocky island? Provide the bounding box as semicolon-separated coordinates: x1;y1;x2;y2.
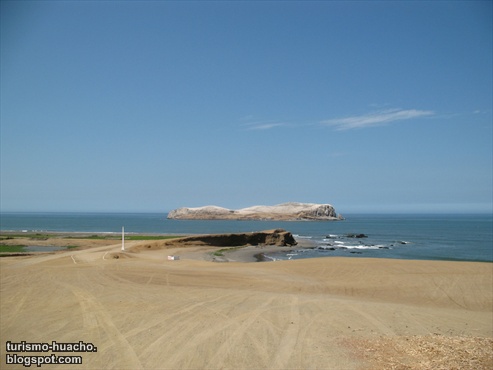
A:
167;202;343;221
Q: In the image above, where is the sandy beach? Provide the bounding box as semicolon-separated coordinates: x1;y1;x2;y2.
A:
1;235;492;369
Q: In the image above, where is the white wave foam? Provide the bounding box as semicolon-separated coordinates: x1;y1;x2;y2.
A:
317;244;389;250
344;245;383;250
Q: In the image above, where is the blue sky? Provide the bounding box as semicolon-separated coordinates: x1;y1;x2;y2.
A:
1;1;492;214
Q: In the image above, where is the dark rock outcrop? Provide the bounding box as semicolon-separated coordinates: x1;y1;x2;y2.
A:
346;234;368;238
163;229;297;247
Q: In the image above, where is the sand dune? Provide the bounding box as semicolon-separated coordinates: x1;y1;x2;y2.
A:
1;237;492;369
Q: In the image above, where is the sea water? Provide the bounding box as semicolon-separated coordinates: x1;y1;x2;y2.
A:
0;212;491;263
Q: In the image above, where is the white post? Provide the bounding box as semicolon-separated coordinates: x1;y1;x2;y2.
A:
121;226;125;251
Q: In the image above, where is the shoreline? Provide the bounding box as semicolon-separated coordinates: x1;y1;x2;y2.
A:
1;230;492;264
2;213;492;263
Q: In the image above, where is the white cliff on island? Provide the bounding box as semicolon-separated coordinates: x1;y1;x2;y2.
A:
167;202;343;221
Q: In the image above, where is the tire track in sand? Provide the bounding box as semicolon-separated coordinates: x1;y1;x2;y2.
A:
144;295;278;369
130;292;239;351
199;295;279;369
431;276;467;309
341;300;396;335
0;285;35;334
269;294;301;369
66;285;143;369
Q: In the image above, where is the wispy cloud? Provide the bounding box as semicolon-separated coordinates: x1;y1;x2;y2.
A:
241;119;289;131
247;122;287;130
321;108;434;130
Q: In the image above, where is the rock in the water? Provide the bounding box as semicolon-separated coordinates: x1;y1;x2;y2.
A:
346;233;368;238
167;202;343;221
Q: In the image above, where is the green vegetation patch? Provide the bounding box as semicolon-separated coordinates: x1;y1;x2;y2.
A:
70;235;183;241
0;234;184;241
125;235;182;241
212;246;243;257
0;233;52;240
0;245;27;253
0;244;79;253
79;235;113;240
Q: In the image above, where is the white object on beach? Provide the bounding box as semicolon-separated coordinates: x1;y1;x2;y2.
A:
121;226;125;251
168;255;180;260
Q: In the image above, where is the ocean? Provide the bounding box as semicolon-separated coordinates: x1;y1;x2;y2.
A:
0;212;491;263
